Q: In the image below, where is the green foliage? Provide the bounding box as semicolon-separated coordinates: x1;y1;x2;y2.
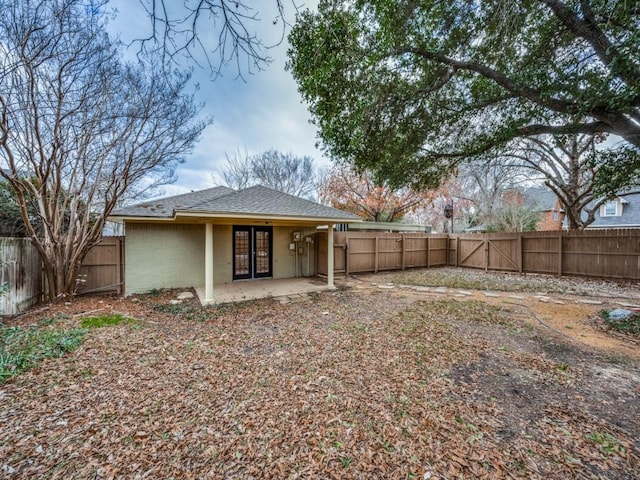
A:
587;431;626;456
0;325;86;382
81;314;137;329
0;180;30;237
288;1;640;190
600;310;640;335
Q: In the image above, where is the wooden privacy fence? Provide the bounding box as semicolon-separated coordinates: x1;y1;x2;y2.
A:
1;236;124;316
76;236;124;295
449;229;640;280
317;232;449;275
318;229;640;281
1;238;42;316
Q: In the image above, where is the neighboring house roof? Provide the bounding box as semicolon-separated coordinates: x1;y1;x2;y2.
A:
110;185;361;222
586;194;640;228
521;186;561;211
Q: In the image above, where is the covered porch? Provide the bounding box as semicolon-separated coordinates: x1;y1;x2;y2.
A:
195;276;335;305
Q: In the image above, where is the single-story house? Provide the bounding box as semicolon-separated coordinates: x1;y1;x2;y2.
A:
109;185;361;302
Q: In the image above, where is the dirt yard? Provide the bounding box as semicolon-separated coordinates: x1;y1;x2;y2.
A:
1;270;639;479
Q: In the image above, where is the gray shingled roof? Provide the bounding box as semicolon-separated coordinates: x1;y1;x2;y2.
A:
111;186;235;218
585;193;640;228
111;185;360;221
522;186;560;211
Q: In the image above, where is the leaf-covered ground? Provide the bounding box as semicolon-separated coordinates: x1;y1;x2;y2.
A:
1;283;639;479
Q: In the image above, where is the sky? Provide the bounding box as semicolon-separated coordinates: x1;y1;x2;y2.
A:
108;1;324;197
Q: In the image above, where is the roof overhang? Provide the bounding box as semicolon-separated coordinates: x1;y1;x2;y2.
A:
109;210;361;227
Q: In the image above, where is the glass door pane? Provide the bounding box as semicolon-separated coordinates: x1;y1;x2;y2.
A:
255;230;270;276
233;229;250;279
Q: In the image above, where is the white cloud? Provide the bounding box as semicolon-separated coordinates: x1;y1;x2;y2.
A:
107;0;327;199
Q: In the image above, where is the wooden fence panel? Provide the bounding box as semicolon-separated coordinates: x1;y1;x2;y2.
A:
77;236;124;295
428;236;449;267
347;235;377;273
377;236;402;271
522;233;560;274
1;238;42;316
404;236;428;268
487;234;521;272
562;229;640;280
456;236;486;269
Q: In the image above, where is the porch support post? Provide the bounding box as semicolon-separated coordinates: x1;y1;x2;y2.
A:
327;224;334;288
205;223;214;303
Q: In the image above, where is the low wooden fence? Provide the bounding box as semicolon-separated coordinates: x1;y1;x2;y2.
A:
1;236;124;316
318;229;640;281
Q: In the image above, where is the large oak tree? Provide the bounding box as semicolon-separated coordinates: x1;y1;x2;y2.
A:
288;0;640;190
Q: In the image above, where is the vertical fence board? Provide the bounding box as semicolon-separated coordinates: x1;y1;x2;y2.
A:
1;238;42;316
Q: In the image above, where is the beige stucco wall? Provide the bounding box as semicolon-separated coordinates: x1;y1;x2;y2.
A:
212;225;232;284
125;223;319;295
273;226;317;278
125;223;205;295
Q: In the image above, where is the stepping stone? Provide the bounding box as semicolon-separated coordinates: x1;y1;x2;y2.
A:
508;295;525;300
413;286;430;292
577;299;603;305
483;292;500;298
169;299;182;305
378;285;394;289
616;302;640;308
433;287;448;293
456;290;473;296
538;298;550;303
552;300;566;305
177;291;194;300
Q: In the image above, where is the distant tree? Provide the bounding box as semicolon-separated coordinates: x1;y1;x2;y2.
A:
0;0;206;300
455;159;527;226
506;134;640;229
318;164;425;222
216;149;318;199
406;177;476;232
487;205;541;233
288;1;640;191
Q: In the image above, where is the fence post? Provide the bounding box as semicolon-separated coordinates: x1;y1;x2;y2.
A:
426;236;430;268
557;231;563;277
455;236;460;267
116;237;122;295
374;236;379;274
518;233;523;273
345;237;349;276
401;234;406;270
484;236;489;272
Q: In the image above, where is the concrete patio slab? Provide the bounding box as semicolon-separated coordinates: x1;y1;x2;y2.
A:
195;277;334;305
